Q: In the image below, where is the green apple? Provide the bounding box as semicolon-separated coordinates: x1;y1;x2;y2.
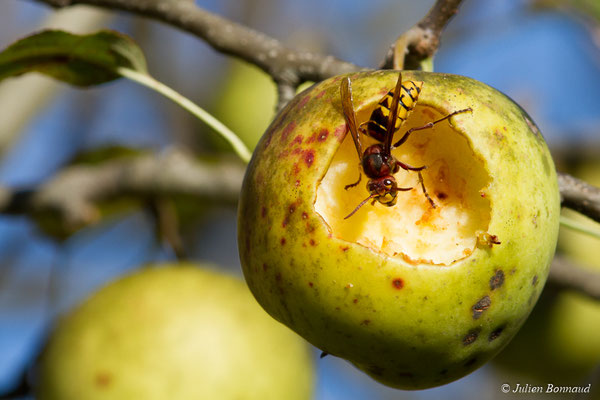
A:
237;70;560;389
36;264;314;400
213;59;277;151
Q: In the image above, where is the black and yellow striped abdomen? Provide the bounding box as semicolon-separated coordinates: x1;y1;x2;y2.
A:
362;80;423;142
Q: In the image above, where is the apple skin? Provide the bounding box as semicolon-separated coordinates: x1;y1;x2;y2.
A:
35;264;314;400
237;70;560;389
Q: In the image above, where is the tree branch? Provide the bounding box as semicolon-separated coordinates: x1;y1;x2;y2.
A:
0;154;597;299
548;256;600;301
0;148;245;233
559;171;600;223
26;0;361;110
3;167;598;236
381;0;465;70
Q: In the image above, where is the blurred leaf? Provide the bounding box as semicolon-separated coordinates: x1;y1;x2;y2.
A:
33;203;141;242
69;145;146;166
0;30;147;86
535;0;600;23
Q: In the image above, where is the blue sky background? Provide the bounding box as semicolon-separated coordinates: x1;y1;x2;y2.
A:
0;0;599;398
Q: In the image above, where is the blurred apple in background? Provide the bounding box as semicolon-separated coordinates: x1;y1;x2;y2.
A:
213;60;277;151
36;264;314;400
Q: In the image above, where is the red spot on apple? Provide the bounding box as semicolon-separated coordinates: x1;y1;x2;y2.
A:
264;130;275;148
392;278;404;289
308;282;314;287
298;95;310;109
304;150;315;167
277;148;290;159
261;207;267;218
309;239;316;246
317;129;329;142
281;121;296;142
292;134;303;146
95;372;112;388
255;171;265;186
316;90;326;99
283;202;298;228
334;123;346;139
292;163;300;175
280;237;286;245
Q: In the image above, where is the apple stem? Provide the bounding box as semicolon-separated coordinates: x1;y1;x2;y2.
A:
117;67;252;164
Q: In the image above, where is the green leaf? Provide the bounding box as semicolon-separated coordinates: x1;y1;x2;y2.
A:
0;30;147;86
69;145;146;166
116;68;251;163
0;29;251;163
560;214;600;240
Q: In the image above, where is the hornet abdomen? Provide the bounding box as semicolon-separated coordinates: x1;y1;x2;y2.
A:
363;80;423;142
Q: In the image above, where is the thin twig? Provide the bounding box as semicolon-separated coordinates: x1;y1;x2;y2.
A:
117;67;252;163
276;81;299;112
27;0;361;110
559;171;600;223
548;256;600;301
381;0;465;69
